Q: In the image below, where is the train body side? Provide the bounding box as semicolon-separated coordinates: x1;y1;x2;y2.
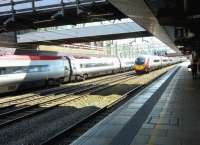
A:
133;55;179;74
68;56;121;81
118;57;136;72
0;54;136;94
0;55;70;93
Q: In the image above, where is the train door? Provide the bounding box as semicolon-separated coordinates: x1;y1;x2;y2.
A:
63;58;71;82
117;57;122;72
145;57;150;72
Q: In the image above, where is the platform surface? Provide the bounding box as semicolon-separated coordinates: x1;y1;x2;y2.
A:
71;63;200;145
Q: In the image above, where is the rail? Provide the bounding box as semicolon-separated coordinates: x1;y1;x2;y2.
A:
40;66;178;145
0;72;135;128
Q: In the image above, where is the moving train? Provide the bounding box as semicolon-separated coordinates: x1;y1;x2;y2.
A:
133;55;181;73
0;55;68;94
0;54;183;94
0;54;135;94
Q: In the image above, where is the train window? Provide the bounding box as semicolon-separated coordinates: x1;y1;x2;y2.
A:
28;66;39;73
12;67;27;74
39;66;49;72
135;57;145;65
0;65;49;75
154;60;160;62
28;65;48;73
126;62;134;65
0;68;6;75
80;62;113;68
0;67;26;75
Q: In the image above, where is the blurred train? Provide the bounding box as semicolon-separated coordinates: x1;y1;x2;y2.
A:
0;54;184;94
0;55;135;94
133;55;182;73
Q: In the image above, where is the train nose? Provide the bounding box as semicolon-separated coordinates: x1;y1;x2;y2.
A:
134;65;145;71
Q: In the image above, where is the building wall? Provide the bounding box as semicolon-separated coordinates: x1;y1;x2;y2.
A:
0;32;17;47
38;44;106;56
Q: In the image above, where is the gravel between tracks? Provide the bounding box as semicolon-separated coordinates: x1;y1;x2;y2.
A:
0;66;174;145
0;71;132;103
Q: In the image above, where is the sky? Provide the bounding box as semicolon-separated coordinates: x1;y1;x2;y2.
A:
0;0;76;12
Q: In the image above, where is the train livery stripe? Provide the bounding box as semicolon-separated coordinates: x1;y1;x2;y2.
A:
0;55;61;60
145;58;150;68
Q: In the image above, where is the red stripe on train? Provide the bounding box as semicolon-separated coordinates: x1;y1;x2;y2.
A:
0;55;61;60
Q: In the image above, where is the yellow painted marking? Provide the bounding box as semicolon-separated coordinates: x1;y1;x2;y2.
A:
134;65;145;71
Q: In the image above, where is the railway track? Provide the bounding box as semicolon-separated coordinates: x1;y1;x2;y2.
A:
0;71;136;128
39;66;175;145
40;85;143;145
0;65;177;145
0;71;133;110
40;66;174;145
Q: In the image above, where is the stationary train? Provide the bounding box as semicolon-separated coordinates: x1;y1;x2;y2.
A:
133;55;182;73
0;54;135;94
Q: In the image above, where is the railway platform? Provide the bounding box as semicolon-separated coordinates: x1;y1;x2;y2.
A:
71;62;200;145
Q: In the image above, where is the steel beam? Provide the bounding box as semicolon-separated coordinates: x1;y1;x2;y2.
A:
108;0;179;51
17;22;150;44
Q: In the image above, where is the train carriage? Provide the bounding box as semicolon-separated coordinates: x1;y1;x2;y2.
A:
133;55;179;73
0;55;70;94
118;57;136;72
67;55;121;81
1;53;181;94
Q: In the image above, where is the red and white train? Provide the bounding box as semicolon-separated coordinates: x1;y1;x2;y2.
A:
133;55;182;73
0;54;183;94
0;55;70;94
0;54;135;94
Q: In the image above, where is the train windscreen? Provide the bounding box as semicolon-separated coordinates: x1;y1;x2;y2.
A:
135;57;145;65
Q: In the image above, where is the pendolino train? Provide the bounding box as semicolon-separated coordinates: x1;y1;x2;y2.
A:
0;54;135;94
133;55;181;73
0;54;182;94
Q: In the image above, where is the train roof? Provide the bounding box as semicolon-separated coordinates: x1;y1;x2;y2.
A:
0;55;61;60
